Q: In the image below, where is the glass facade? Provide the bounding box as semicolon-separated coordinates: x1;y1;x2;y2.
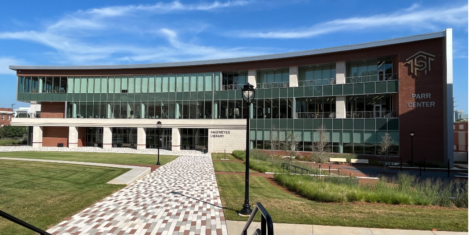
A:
145;128;172;149
17;60;400;156
85;127;103;147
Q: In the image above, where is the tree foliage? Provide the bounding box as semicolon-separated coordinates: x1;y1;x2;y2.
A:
309;124;330;163
0;125;26;139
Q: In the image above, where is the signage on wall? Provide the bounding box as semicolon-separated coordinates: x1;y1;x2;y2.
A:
406;51;435;76
210;130;230;138
408;93;436;108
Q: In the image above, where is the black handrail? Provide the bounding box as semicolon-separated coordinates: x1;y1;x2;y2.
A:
281;163;315;175
0;210;51;235
241;202;274;235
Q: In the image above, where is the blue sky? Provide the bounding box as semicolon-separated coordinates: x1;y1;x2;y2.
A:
0;0;467;112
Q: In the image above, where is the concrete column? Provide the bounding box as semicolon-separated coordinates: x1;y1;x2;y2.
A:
336;96;346;118
248;70;257;88
103;127;112;149
289;66;299;87
68;127;78;148
32;126;43;148
171;128;181;151
336;61;346;84
137;127;146;150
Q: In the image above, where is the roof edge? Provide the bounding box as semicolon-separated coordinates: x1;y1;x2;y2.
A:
9;30;447;71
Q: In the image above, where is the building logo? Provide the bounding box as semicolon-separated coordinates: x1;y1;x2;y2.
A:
406;51;435;77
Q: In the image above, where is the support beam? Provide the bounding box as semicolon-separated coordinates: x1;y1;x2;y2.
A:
103;127;112;149
289;66;298;87
336;61;346;84
171;128;181;151
137;127;146;150
335;96;346;118
68;126;78;148
32;126;42;148
248;70;257;88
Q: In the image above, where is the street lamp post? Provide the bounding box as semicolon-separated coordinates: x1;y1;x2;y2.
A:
410;131;414;167
156;121;162;165
239;83;256;216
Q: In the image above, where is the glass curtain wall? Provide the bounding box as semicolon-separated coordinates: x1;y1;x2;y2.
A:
222;72;247;90
346;57;393;83
85;127;103;147
145;128;172;149
111;128;137;148
180;129;208;150
257;68;289;88
298;64;336;86
295;97;336;118
346;95;393;118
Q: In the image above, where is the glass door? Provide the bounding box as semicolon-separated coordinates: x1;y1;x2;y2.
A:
374;104;382;118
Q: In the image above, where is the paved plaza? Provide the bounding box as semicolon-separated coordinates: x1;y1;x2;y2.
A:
47;155;227;235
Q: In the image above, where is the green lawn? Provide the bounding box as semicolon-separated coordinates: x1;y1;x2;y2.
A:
0;151;178;166
217;174;468;231
0;160;128;234
213;161;256;172
211;153;238;161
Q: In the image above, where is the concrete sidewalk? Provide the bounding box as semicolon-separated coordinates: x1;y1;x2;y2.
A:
226;220;467;235
0;157;151;185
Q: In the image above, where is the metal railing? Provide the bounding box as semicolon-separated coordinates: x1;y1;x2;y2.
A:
295;112;335;119
345;110;397;118
346;73;397;84
256;82;289;89
241;202;274;235
0;210;51;235
222;84;245;90
281;163;315;175
298;78;336;87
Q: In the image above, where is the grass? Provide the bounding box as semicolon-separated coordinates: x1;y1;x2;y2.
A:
217;174;468;231
0;138;23;146
275;173;468;207
213;161;257;172
232;150;324;174
0;160;128;234
212;153;237;161
0;151;178;166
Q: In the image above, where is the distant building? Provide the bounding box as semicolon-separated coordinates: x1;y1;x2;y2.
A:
454;110;465;121
453;122;468;162
0;108;14;127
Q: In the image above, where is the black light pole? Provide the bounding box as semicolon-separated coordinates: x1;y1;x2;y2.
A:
410;131;414;167
239;83;256;216
156;121;162;165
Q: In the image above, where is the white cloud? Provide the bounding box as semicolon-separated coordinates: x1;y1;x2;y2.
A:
237;3;468;39
0;57;24;74
0;0;268;65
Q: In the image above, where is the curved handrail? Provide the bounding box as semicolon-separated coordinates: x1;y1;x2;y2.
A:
241;202;274;235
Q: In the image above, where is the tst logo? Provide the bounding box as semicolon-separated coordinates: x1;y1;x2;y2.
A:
406;51;435;77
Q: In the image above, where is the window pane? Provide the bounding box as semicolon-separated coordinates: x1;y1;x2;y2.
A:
162;76;169;92
67;78;74;94
142;76;148;93
122;77;128;91
74;78;80;93
149;76;155;93
156;75;162;92
169;75;176;92
176;75;183;92
128;77;134;93
135;77;141;93
214;73;220;91
108;77;114;93
197;73;204;91
183;75;190;92
101;78;107;93
81;78;87;93
190;74;197;92
114;77;120;93
94;78;100;93
205;73;212;91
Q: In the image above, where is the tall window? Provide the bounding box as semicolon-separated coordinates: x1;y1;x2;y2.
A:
346;57;393;83
298;64;336;86
222;71;247;90
257;68;289;88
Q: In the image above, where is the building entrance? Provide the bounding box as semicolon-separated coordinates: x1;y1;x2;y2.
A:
146;128;171;150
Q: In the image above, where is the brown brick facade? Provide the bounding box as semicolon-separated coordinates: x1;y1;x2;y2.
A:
0;108;13;127
43;126;69;147
41;102;65;118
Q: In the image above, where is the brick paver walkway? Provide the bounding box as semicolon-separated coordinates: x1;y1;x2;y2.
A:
48;155;227;235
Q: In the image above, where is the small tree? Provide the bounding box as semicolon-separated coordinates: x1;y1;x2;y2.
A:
281;130;301;163
0;125;26;139
379;133;393;171
309;125;330;164
269;125;282;151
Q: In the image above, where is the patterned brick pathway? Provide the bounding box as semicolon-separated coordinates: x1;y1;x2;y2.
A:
48;155;228;235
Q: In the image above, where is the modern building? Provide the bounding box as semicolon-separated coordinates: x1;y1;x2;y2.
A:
453;122;468;162
0;108;14;127
9;29;454;165
454;110;465;121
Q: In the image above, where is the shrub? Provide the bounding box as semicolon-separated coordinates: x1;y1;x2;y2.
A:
0;138;23;146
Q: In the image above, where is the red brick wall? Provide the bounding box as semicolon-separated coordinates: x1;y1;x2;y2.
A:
41;102;65;118
78;127;86;147
453;122;468;152
43;127;68;147
0;108;13;127
397;38;445;163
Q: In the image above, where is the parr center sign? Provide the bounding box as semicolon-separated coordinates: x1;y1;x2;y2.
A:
407;93;435;108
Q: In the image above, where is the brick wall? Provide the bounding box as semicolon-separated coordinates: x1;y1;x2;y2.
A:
43;126;68;147
0;108;13;127
41;102;65;118
78;127;86;147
